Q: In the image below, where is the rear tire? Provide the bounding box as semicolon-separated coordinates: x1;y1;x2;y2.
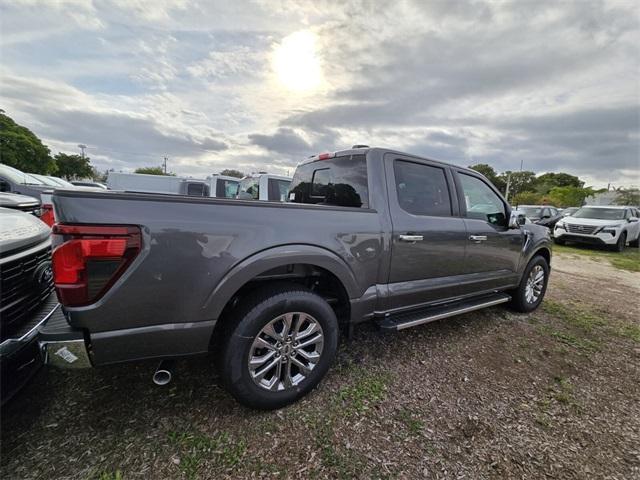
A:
509;255;550;313
218;283;339;410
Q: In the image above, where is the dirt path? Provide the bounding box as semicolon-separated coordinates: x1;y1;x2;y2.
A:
1;251;639;480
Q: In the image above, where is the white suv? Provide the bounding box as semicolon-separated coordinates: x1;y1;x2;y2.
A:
554;205;640;252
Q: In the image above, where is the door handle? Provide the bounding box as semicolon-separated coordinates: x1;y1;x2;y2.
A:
469;235;488;242
399;234;424;242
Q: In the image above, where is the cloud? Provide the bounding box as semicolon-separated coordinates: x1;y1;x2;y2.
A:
0;0;638;186
249;128;311;155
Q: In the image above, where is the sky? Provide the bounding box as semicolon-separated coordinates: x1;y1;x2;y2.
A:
1;0;638;188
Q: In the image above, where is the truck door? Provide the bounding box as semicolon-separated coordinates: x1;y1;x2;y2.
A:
384;154;468;310
453;170;524;292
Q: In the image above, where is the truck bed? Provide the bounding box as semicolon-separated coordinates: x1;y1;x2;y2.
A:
52;189;384;364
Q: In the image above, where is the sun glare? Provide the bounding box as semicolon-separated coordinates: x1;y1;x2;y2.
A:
273;30;322;92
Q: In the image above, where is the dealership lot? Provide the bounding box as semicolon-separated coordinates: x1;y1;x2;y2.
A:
1;246;638;480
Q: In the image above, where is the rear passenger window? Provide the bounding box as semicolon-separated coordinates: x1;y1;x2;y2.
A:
289;155;368;208
393;160;451;216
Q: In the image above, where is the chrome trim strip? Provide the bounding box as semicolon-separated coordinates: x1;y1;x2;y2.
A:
394;296;510;331
0;238;52;265
0;302;60;353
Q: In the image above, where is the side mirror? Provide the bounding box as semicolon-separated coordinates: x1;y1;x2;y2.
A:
508;211;525;228
629;218;638;223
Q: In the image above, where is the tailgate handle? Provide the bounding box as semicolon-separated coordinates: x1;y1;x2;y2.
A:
399;234;424;242
469;235;488;242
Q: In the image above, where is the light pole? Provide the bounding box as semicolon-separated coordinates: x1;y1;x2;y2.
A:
78;144;87;159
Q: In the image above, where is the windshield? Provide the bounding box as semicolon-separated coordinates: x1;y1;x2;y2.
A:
30;173;60;186
49;176;75;187
573;207;625;220
520;207;542;217
0;164;45;185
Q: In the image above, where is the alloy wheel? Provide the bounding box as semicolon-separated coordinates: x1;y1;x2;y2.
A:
525;265;545;304
248;312;324;391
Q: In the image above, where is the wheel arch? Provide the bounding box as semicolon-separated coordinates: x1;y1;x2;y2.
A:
202;244;359;324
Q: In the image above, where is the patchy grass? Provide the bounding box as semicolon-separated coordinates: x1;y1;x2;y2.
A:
618;324;640;342
337;371;389;415
396;408;425;436
168;430;246;480
544;327;600;352
554;243;640;272
540;299;638;349
312;416;364;479
96;472;123;480
536;376;581;428
543;300;606;334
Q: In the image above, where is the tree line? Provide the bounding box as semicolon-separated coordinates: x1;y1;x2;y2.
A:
468;164;638;207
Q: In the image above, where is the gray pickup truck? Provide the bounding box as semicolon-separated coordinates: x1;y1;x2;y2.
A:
47;147;551;409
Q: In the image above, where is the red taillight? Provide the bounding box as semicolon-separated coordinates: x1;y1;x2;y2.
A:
40;204;55;227
318;152;335;160
51;224;142;307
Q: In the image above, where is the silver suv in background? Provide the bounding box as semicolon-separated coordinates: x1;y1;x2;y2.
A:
554;206;640;251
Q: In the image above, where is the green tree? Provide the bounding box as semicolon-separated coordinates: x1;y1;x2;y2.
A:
500;171;537;199
54;153;93;180
511;191;542;206
614;188;640;206
220;169;244;178
134;166;175;176
534;172;583;195
0;110;56;174
469;163;506;192
547;186;596;208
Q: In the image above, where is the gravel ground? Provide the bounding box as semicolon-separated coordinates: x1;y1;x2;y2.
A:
1;248;639;480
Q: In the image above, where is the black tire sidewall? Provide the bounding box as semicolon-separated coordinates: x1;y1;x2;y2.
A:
221;289;338;410
615;232;626;252
512;255;550;312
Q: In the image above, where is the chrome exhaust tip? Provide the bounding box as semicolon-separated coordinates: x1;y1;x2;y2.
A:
153;360;174;386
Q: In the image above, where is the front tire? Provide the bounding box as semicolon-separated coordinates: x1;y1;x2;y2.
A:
219;283;339;410
612;232;626;252
553;237;565;246
509;255;550;313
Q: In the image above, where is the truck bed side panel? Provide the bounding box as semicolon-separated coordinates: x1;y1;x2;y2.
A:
52;192;385;363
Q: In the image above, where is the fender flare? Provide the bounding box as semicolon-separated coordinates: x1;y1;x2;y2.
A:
518;239;552;281
201;244;361;321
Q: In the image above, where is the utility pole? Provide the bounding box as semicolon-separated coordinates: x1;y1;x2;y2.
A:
163;156;168;174
505;173;511;202
78;144;87;159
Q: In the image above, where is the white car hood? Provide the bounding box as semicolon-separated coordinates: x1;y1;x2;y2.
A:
564;217;624;227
